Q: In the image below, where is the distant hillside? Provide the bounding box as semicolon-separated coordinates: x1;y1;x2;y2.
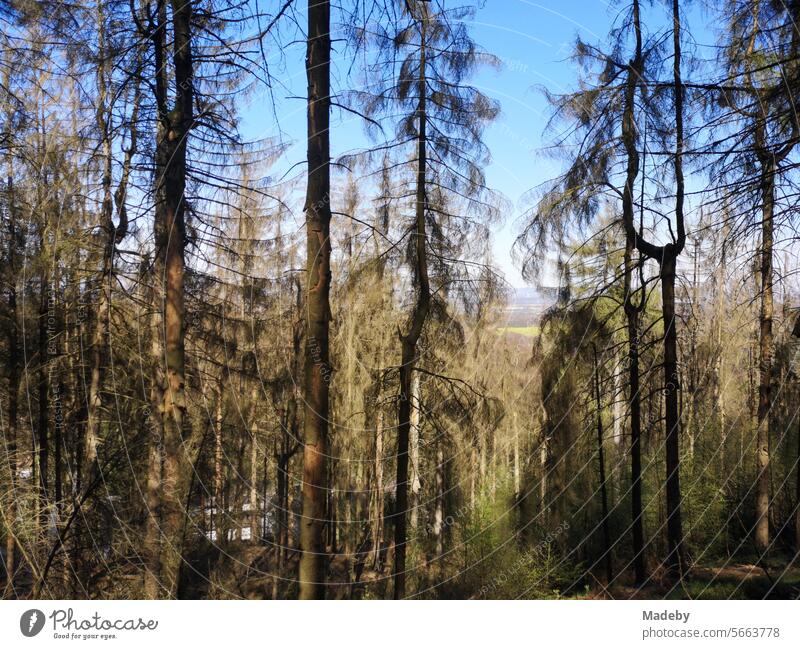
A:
499;286;557;328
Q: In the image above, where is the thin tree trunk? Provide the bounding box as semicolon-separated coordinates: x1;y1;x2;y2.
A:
622;0;646;586
372;407;384;570
4;172;18;589
627;298;645;584
434;439;444;562
687;238;700;460
663;0;688;579
796;409;800;551
715;229;727;473
539;435;548;513
393;7;430;599
143;385;163;598
84;73;136;487
214;383;223;540
38;258;49;517
299;0;332;600
594;346;613;584
662;254;687;576
513;412;520;499
755;166;774;554
409;373;421;529
85;2;115;479
250;383;259;541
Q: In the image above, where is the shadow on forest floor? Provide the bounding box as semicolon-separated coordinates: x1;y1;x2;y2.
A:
585;562;800;600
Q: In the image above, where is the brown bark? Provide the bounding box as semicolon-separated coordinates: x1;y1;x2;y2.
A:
84;20;137;479
299;0;332;600
743;0;799;558
142;0;194;598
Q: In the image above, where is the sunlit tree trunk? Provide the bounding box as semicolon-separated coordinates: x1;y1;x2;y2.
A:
299;0;332;600
84;0;115;479
409;373;421;529
143;0;194;598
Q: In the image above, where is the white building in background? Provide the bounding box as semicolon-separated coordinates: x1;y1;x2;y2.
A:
199;497;276;543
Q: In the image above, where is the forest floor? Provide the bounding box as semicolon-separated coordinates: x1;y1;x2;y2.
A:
586;562;800;599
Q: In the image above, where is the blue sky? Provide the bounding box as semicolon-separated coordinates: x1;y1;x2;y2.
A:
241;0;705;288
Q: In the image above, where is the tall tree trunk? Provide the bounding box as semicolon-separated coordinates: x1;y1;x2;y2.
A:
85;2;115;480
661;254;686;576
393;7;430;599
299;0;332;600
434;438;444;563
715;227;727;473
513;412;520;499
38;257;49;518
214;382;223;540
372;403;384;571
593;346;613;584
4;173;18;589
627;296;645;584
250;383;259;541
409;372;421;529
143;377;163;599
655;0;688;579
84;57;136;495
622;0;646;586
687;238;700;460
755;165;774;554
142;0;194;598
795;409;800;551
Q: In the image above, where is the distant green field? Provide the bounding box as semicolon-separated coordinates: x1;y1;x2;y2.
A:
497;325;539;338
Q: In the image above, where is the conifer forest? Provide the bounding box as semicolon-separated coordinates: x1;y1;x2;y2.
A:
2;0;800;600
